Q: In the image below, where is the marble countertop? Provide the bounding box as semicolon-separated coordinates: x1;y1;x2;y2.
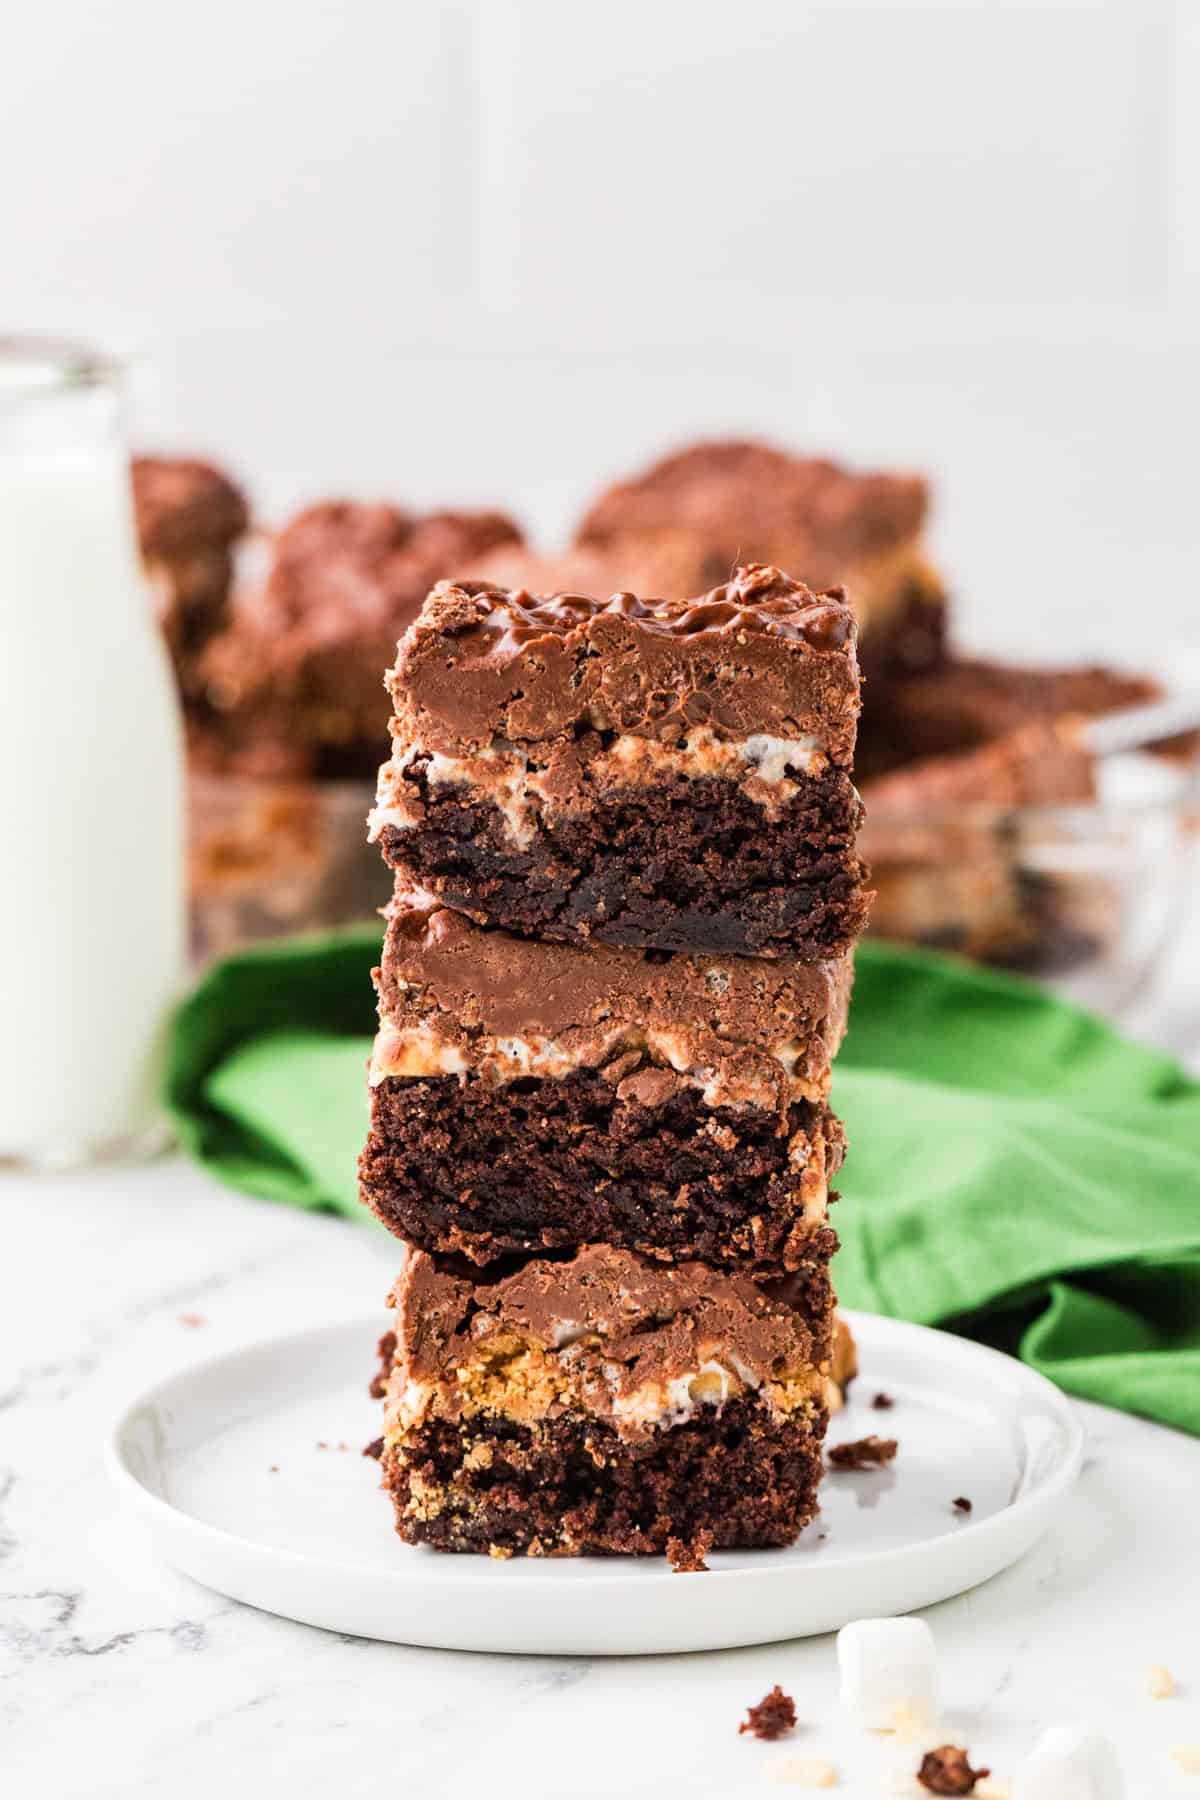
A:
4;917;1200;1799
5;1166;1199;1800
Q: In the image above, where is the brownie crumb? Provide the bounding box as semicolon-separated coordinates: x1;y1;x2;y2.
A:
667;1530;713;1573
739;1685;797;1741
178;1313;206;1328
828;1435;898;1470
917;1745;990;1794
363;1436;384;1461
871;1392;895;1410
952;1496;973;1515
269;1464;279;1473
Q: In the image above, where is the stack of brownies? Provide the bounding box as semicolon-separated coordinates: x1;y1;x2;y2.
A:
358;561;870;1565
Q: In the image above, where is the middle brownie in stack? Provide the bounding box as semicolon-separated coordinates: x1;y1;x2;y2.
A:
360;563;867;1564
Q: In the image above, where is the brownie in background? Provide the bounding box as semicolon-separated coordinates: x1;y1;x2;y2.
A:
575;438;947;687
196;499;523;779
132;455;249;699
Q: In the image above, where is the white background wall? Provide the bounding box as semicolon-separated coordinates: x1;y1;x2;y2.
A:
4;0;1198;665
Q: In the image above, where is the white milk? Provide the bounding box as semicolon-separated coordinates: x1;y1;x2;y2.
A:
0;432;185;1163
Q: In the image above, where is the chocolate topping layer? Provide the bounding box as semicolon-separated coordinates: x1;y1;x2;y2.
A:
374;899;852;1113
386;564;860;762
132;456;249;559
386;1243;834;1439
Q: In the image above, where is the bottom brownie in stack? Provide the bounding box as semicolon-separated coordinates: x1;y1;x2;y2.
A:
371;1244;837;1565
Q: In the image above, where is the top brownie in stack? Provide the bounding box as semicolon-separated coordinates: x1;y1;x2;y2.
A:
370;563;869;959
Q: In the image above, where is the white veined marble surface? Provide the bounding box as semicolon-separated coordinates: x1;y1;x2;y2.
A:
2;918;1198;1800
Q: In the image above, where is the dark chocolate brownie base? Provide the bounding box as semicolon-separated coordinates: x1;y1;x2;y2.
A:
381;1396;827;1559
379;764;869;958
359;1070;843;1270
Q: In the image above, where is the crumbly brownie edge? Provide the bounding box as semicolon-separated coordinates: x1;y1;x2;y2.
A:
359;1071;843;1269
378;768;870;958
379;1396;828;1559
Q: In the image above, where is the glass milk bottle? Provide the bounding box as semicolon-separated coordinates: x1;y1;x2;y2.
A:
0;338;185;1165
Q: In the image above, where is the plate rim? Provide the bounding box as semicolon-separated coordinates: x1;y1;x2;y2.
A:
105;1307;1085;1595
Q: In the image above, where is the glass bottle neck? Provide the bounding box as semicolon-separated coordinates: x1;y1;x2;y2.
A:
0;337;126;459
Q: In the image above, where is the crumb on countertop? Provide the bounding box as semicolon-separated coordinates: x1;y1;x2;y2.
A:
363;1436;384;1460
917;1745;990;1794
740;1685;797;1741
952;1496;973;1515
178;1313;206;1328
872;1392;895;1410
1145;1663;1175;1698
829;1435;898;1470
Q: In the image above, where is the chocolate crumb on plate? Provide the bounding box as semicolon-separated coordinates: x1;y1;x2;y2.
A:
828;1435;898;1470
871;1391;895;1410
740;1685;798;1741
362;1436;384;1461
917;1746;990;1794
667;1530;714;1574
952;1496;973;1515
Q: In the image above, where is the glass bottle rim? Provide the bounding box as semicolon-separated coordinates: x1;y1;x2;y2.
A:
0;335;123;395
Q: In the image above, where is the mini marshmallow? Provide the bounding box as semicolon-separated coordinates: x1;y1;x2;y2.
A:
836;1617;937;1731
1012;1725;1123;1800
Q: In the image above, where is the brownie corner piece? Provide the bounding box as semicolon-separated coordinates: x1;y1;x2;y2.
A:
369;563;868;957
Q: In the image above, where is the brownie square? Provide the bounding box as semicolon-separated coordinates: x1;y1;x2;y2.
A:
859;719;1101;965
370;563;870;958
357;899;850;1269
132;455;249;696
198;500;523;779
858;654;1164;776
373;1243;836;1562
574;438;947;684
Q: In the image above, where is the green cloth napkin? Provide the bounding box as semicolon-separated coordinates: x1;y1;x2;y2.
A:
165;930;1200;1435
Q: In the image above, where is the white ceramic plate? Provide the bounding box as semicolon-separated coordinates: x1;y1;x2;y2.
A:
107;1310;1083;1655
